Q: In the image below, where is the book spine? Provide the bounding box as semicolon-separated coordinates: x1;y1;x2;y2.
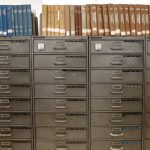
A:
0;6;2;35
34;16;38;35
74;5;79;36
135;5;142;36
42;5;47;36
2;5;7;36
54;5;60;36
96;5;104;36
102;4;110;36
78;5;82;36
59;5;65;36
145;5;149;36
129;5;136;36
141;5;146;36
108;4;115;36
86;5;91;36
51;5;55;36
17;5;23;36
114;4;120;35
90;4;98;36
118;4;126;36
47;5;51;36
70;5;75;36
81;5;87;36
13;5;18;36
65;5;70;36
22;5;28;35
124;5;130;35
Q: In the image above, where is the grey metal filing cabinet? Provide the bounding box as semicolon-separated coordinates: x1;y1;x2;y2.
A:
89;37;145;150
0;37;32;150
33;37;89;150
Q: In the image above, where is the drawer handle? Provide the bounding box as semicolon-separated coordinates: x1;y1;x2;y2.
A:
54;71;67;80
110;105;124;109
55;99;67;109
55;114;67;123
0;100;11;109
111;91;123;95
111;41;123;50
0;71;10;79
56;128;66;137
0;142;12;150
111;56;123;65
0;128;11;137
53;41;66;50
0;44;9;50
56;142;67;150
110;119;123;123
0;114;11;123
110;147;124;150
54;85;67;94
110;133;124;137
110;128;124;137
55;105;67;109
54;61;66;65
54;56;66;65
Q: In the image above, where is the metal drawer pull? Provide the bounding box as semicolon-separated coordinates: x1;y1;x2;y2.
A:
0;99;11;109
111;85;123;95
55;114;67;123
56;142;67;150
110;119;123;123
110;128;124;137
55;99;67;109
110;114;122;123
54;71;67;80
54;85;67;94
111;91;123;95
54;56;66;65
0;71;10;79
111;71;124;80
110;105;123;109
0;85;11;94
110;147;124;150
53;41;66;50
0;44;9;50
0;114;11;123
0;128;11;137
111;41;123;50
56;128;66;137
111;56;123;65
0;142;12;150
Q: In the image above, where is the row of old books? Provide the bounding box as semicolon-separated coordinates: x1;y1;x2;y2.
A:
0;5;38;36
41;4;150;36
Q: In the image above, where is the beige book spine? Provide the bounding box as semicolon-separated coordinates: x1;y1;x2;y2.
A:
114;4;120;35
124;5;130;35
51;5;55;36
145;5;150;36
54;5;60;36
86;5;91;36
70;5;75;36
65;5;70;36
47;5;51;36
42;5;48;36
59;5;65;36
81;5;87;36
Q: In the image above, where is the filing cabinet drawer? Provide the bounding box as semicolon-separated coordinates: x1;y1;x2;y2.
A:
0;113;31;125
0;141;31;150
0;70;30;84
0;40;30;54
145;100;150;112
35;84;86;97
146;84;150;97
0;85;30;97
146;70;150;83
36;140;87;150
146;140;150;150
34;69;86;84
145;113;150;125
35;98;86;112
34;40;87;53
91;140;141;150
0;98;31;111
36;113;87;127
91;40;143;54
91;98;142;111
91;70;142;83
0;55;29;68
36;127;87;140
34;55;86;68
91;55;143;68
91;126;142;139
91;84;142;97
145;127;150;138
91;112;142;125
0;127;31;139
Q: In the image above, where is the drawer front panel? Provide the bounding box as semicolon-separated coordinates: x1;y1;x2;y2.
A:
34;69;86;84
34;55;86;68
36;113;86;127
35;99;86;112
91;84;142;97
146;70;150;82
35;85;86;97
146;84;150;97
145;100;150;112
91;55;143;68
91;113;142;125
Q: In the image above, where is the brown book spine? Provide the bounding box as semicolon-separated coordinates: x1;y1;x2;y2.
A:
102;4;110;36
108;4;115;36
47;5;51;36
78;6;82;36
42;5;48;36
81;5;87;36
70;5;75;36
65;5;70;36
51;5;55;36
90;4;98;36
59;5;65;36
74;5;79;36
141;5;146;36
118;4;126;36
145;5;150;36
124;5;130;35
114;4;120;35
129;5;136;36
96;5;104;36
86;5;91;36
135;5;142;36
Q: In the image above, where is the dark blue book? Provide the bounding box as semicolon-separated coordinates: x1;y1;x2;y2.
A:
26;5;32;35
2;5;7;36
13;5;19;36
22;5;27;35
17;5;23;35
11;6;15;36
6;5;13;36
0;6;3;36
